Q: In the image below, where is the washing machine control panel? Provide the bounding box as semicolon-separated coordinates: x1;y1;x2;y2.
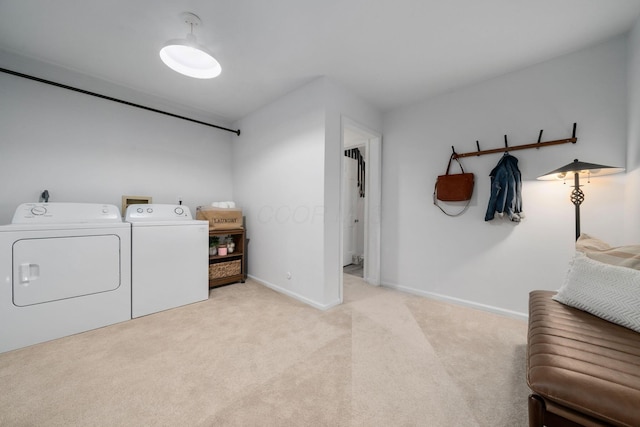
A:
125;204;193;221
11;203;122;224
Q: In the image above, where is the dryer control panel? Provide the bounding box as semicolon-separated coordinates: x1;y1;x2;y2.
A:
125;204;193;221
12;203;122;224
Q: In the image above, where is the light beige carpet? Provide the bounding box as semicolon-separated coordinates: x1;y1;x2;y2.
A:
0;275;529;426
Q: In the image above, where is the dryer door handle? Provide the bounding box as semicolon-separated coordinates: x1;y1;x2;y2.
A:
19;263;40;285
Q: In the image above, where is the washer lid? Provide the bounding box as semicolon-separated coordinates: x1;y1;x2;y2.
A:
125;204;193;222
12;203;122;224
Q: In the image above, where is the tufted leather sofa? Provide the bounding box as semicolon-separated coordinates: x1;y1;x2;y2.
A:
527;290;640;427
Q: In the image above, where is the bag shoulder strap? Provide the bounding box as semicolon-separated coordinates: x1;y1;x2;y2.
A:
445;154;465;175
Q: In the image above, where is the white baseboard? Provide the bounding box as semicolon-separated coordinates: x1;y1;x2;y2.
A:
248;275;341;311
247;275;527;319
382;282;528;321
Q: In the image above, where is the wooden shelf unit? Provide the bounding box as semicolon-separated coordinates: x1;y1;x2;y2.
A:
208;228;246;288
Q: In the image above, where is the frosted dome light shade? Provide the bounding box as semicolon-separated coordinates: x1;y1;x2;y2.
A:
160;37;221;79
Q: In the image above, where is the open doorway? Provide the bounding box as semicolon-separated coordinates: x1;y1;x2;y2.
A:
343;143;366;277
340;117;381;300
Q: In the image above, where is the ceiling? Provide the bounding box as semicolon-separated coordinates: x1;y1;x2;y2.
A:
1;0;640;124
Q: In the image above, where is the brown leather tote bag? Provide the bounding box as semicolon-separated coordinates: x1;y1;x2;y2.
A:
433;154;474;216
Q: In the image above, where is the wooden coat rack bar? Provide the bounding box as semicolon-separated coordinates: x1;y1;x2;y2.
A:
452;123;577;159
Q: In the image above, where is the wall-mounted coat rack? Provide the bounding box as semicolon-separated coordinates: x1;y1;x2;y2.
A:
451;123;577;159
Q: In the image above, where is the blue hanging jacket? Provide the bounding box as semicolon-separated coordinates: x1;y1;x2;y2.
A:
485;154;523;222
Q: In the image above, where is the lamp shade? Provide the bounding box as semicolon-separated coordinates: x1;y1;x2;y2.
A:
160;34;221;79
537;159;624;180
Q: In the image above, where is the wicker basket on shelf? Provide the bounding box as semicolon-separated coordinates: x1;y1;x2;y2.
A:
209;260;241;279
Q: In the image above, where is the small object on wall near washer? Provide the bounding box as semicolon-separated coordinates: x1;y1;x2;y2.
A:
39;189;50;202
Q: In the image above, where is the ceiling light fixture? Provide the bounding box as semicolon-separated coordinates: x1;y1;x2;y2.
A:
159;12;221;79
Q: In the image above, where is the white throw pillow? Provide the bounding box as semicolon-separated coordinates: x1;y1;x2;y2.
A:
553;252;640;333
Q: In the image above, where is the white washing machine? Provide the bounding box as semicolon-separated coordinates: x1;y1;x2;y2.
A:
126;204;209;318
0;203;132;353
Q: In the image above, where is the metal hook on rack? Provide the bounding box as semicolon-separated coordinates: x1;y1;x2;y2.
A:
536;129;543;148
476;141;481;155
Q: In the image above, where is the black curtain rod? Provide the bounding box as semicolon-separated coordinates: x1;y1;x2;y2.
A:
0;66;241;136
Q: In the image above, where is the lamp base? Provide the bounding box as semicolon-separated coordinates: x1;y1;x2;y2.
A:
571;172;582;241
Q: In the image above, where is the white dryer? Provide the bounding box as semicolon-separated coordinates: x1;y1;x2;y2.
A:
0;203;131;353
126;204;209;318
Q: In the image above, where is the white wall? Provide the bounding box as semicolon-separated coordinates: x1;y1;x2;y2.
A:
381;36;628;317
232;77;381;309
231;78;327;307
0;52;234;221
626;18;640;242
